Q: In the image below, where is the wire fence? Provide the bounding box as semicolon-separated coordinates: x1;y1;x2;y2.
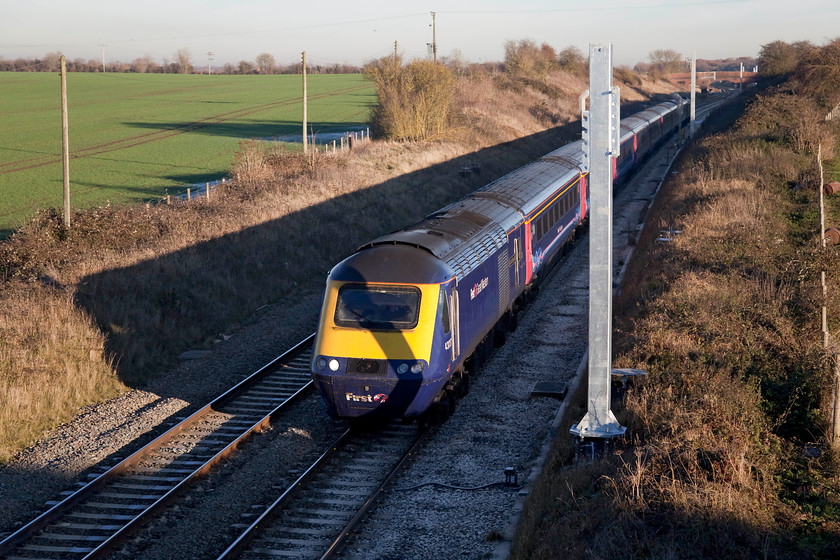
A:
162;128;372;204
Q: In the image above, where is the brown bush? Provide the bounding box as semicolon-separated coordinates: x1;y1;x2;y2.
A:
365;57;455;141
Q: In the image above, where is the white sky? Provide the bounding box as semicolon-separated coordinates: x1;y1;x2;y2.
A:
1;0;838;69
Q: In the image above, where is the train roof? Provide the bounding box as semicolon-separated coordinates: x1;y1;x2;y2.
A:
542;139;585;166
473;158;581;218
356;156;580;282
616;100;681;136
359;195;520;282
339;98;677;285
330;243;455;285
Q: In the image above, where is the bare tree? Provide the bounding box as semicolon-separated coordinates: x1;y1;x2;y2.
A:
441;49;466;74
504;39;539;74
557;45;586;76
175;48;193;74
794;38;840;108
238;60;256;74
44;52;62;72
648;49;683;74
131;55;154;73
255;53;275;74
759;40;813;77
504;39;557;79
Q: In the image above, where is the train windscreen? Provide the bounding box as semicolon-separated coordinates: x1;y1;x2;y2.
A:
334;285;421;330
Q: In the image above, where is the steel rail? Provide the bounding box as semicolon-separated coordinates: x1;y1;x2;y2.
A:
320;427;430;560
215;428;354;560
217;423;425;560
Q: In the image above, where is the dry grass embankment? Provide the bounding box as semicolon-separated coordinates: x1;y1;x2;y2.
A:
512;64;840;558
0;65;678;462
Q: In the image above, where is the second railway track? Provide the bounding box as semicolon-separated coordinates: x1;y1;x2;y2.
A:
0;336;316;560
220;422;427;560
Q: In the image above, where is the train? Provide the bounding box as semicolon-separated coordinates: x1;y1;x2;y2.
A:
310;94;689;422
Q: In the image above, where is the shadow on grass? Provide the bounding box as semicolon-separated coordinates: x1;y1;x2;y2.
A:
74;119;584;391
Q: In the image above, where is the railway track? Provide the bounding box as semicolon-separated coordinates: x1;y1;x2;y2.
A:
0;335;316;560
218;422;426;560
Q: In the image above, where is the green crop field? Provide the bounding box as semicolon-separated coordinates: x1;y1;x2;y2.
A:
0;72;375;236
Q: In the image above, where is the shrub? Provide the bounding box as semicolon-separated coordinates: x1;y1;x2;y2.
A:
365;57;455;141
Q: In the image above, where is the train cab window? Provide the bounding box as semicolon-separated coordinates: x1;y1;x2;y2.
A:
438;289;450;334
335;285;421;330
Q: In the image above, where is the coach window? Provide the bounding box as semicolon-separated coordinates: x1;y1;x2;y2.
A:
438;289;451;334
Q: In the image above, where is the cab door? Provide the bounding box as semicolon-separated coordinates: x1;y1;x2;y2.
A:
440;283;460;363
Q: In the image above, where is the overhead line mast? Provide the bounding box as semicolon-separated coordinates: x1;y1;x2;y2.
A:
571;43;646;453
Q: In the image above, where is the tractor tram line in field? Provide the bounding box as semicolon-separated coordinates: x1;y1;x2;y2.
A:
0;336;317;560
0;85;370;175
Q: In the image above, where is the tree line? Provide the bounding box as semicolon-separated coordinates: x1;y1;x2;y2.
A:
0;49;361;74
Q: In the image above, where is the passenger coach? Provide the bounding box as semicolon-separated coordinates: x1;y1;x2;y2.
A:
310;97;688;421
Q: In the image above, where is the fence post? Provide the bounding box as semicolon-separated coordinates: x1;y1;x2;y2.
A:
60;55;71;229
187;188;191;200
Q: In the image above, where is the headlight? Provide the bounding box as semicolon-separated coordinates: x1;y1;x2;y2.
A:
410;362;425;374
328;358;340;372
397;363;409;374
316;357;327;370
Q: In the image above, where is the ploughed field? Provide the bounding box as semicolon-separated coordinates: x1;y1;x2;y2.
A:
0;72;375;235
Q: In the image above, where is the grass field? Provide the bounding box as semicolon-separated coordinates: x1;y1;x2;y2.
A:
0;72;375;235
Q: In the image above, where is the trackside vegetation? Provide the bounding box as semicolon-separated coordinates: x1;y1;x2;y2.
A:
511;38;840;559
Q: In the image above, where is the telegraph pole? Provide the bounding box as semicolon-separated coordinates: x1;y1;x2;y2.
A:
98;44;107;73
60;55;70;228
207;52;214;74
430;12;437;63
302;51;308;154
